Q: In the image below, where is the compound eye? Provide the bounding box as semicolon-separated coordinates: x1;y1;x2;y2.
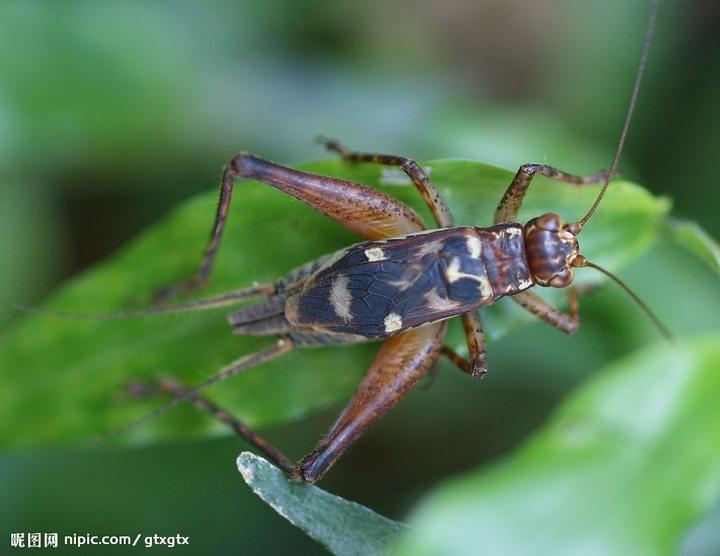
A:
548;268;574;288
536;212;562;231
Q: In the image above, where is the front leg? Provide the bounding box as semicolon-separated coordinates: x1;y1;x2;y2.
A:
294;321;447;482
494;164;609;224
511;288;580;335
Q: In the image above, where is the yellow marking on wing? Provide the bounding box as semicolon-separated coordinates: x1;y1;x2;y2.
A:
383;312;403;333
330;274;353;322
364;247;386;262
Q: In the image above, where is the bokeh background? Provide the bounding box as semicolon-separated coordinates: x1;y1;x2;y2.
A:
1;0;719;554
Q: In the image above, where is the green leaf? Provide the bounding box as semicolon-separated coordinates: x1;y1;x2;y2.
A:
237;451;407;556
666;218;720;274
0;159;670;446
393;333;720;556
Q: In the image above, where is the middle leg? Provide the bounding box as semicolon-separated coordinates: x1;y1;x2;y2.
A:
440;310;488;378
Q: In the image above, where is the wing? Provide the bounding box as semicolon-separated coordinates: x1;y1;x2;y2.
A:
286;228;495;338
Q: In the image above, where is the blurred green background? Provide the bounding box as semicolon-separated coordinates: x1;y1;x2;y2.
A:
1;0;719;554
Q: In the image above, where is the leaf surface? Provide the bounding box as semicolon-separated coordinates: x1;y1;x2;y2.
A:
667;218;720;274
237;452;407;556
393;334;720;556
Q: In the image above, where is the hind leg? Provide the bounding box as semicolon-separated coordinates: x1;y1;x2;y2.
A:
130;376;295;474
155;152;429;301
294;322;446;482
125;323;446;483
108;337;295;439
318;137;454;228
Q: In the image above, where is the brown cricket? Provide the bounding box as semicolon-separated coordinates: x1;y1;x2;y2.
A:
48;1;666;482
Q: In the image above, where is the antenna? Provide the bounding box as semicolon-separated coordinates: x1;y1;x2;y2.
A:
575;0;660;230
572;255;672;341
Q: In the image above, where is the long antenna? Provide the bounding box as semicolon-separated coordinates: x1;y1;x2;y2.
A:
573;255;672;341
15;283;275;320
576;0;660;229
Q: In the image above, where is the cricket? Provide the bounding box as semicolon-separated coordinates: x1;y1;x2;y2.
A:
36;1;667;483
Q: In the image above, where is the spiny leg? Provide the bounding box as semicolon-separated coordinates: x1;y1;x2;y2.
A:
494;164;609;224
134;377;295;475
511;288;580;335
440;310;488;377
106;337;294;439
460;311;488;376
318;137;454;228
156;152;428;301
294;321;447;483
